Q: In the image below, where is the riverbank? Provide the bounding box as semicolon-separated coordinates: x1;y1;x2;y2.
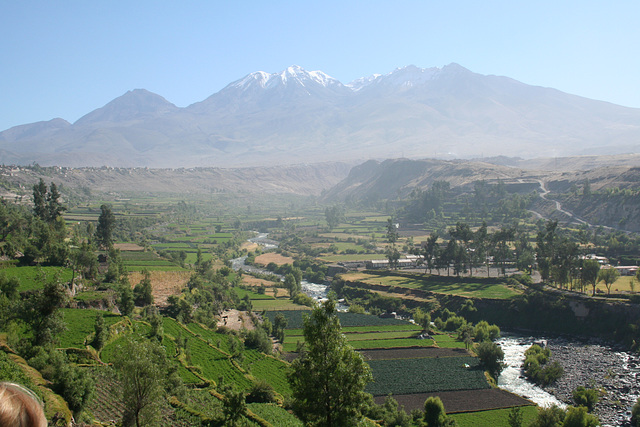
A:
544;337;640;426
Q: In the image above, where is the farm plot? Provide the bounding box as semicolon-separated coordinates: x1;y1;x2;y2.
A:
376;389;535;414
162;337;202;384
247;403;303;427
186;322;241;354
58;309;121;349
365;356;489;396
242;350;291;397
186;337;252;391
342;271;521;299
1;266;73;292
361;347;470;360
264;310;411;330
450;405;538;426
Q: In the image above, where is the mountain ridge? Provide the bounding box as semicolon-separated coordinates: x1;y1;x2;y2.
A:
2;64;639;168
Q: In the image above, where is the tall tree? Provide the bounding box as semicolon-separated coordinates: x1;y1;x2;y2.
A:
598;267;620;295
288;299;372;426
113;336;167;427
46;182;66;222
95;204;116;249
32;178;48;220
581;259;601;296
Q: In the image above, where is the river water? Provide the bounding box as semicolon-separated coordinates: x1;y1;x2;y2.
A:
231;232;336;305
235;233;640;425
497;335;567;408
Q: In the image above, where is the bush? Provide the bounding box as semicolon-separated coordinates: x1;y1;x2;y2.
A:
573;386;599;412
632;396;640;426
476;341;505;379
244;329;272;354
246;380;276;403
523;345;563;386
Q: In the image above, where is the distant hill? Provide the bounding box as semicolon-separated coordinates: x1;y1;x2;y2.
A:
2;64;640;168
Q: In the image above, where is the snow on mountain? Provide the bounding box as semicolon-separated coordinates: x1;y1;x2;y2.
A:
230;65;343;91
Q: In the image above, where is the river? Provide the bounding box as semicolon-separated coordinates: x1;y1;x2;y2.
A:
498;334;640;426
235;233;640;425
231;232;337;304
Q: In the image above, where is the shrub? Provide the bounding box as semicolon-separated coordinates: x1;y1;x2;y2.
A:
573;386;599;412
476;341;505;380
244;329;272;354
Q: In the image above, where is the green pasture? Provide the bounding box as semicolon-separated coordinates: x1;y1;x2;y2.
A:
433;334;467;349
450;406;538;426
342;272;521;299
0;266;74;292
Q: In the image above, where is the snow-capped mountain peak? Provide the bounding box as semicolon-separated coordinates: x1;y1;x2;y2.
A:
231;66;341;91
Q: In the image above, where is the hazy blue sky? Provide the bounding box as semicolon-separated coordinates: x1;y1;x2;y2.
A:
2;1;639;131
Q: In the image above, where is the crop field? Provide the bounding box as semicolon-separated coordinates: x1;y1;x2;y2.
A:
162;338;202;384
264;310;412;330
342;271;522;299
450;406;538;427
251;299;311;312
129;270;190;305
235;288;274;300
58;309;121;349
432;333;468;349
365;356;489;396
247;403;303;426
186;322;241;354
186;337;252;391
0;266;74;291
242;350;291;397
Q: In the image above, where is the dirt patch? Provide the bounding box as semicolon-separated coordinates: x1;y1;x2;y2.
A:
128;270;191;306
217;309;254;331
254;252;294;266
241;241;260;252
360;347;470;360
242;275;277;287
374;388;533;413
113;243;145;251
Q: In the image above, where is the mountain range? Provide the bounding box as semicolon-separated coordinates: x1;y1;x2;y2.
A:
2;64;640;168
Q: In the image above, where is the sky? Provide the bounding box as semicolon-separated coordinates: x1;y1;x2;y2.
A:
1;0;639;131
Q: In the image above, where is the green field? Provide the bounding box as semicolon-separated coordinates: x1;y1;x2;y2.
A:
247;403;303;426
265;310;413;330
58;309;121;349
366;356;490;396
343;271;521;299
0;266;74;292
450;406;539;427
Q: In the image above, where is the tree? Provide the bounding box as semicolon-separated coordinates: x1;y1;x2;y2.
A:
598;266;620;295
475;341;505;380
386;217;399;245
133;269;154;306
221;385;247;426
113;336;167;427
273;313;288;342
95;204;116;249
284;273;301;298
507;406;523;427
530;405;565;427
563;406;599;427
288;299;372;426
581;260;601;296
46;182;66;222
423;396;454;426
325;205;345;230
92;312;109;350
32;178;48;220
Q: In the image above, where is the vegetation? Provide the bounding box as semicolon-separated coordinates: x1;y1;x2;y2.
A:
288;299;373;426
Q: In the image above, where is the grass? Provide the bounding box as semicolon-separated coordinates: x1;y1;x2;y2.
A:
58;309;121;349
0;266;74;292
247;403;302;426
251;299;312;311
450;406;538;426
342;271;522;299
433;334;467;349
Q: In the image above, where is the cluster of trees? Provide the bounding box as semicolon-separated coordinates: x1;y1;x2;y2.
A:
410;221;534;277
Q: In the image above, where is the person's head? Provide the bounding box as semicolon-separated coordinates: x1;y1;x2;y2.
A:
0;382;47;427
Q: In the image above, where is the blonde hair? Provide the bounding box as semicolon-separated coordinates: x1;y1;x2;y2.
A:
0;382;47;427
